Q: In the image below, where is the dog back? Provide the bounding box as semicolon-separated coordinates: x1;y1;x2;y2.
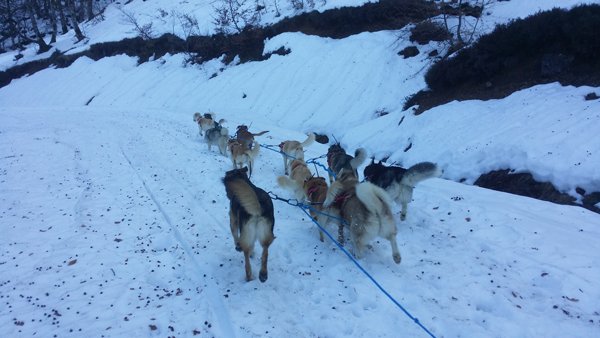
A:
223;169;274;228
304;177;328;205
364;162;407;190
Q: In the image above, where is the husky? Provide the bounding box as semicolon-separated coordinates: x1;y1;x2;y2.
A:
326;144;367;183
235;125;269;150
223;167;275;282
279;133;315;175
276;159;313;201
204;123;229;156
229;140;260;177
323;168;401;264
194;112;225;136
364;160;442;221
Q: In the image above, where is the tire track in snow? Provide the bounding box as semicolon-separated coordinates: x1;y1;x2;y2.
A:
119;145;237;338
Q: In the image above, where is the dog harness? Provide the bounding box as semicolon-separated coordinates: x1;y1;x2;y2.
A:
332;190;353;209
290;160;305;172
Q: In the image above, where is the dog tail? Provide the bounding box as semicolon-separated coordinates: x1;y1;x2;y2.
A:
226;179;263;216
355;182;394;217
277;175;300;191
252;130;269;136
218;118;226;125
400;162;442;187
300;133;316;148
323;180;346;207
249;141;260;158
350;148;367;170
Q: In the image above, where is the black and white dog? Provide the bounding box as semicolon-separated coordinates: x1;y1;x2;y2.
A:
364;160;442;221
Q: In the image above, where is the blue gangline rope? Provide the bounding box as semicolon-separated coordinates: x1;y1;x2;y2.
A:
268;191;438;338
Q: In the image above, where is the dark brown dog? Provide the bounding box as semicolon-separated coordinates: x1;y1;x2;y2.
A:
235;125;269;149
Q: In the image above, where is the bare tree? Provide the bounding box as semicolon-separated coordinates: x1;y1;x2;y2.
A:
54;0;69;34
48;0;58;43
213;0;264;34
120;8;154;40
66;0;84;40
83;0;93;20
26;0;51;52
440;0;496;51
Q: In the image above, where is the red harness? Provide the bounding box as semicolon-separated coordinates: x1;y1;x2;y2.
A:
332;190;353;208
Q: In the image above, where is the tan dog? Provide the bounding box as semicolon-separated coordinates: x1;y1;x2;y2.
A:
235;125;269;150
229;140;260;177
279;133;315;175
222;167;275;282
276;159;313;201
193;112;223;136
323;168;401;264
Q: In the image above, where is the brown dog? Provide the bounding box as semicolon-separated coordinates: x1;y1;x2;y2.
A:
223;167;275;282
302;176;338;243
229;140;260;177
235;125;269;149
279;133;315;175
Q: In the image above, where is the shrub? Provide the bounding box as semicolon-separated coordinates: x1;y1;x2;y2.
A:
410;20;451;45
425;4;600;91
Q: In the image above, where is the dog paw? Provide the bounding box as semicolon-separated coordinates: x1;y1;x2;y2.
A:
393;253;402;264
400;214;406;221
235;243;242;252
259;271;268;283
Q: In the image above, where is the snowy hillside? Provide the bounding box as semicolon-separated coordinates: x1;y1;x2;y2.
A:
1;1;600;337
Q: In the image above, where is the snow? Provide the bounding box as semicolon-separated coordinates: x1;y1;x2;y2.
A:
1;1;600;337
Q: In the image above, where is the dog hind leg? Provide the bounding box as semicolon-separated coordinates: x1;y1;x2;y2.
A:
259;241;271;282
238;218;258;281
243;250;253;281
388;234;401;264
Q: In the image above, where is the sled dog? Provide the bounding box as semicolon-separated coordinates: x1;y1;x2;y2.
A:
235;125;269;150
279;133;315;175
326;144;367;183
364;160;442;221
223;167;275;282
204;123;229;156
229;140;260;177
193;112;224;136
324;168;401;264
276;159;313;201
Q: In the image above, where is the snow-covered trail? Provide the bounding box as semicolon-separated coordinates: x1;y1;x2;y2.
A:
1;106;599;337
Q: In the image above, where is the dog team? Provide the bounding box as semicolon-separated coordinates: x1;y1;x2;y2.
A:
194;112;442;282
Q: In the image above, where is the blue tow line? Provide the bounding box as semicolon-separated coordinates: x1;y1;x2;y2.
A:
267;191;438;338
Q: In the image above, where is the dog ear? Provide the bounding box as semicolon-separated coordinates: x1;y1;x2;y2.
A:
241;166;249;174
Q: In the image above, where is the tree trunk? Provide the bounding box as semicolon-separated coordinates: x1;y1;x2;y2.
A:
84;0;93;20
26;0;51;53
66;0;84;41
55;0;69;34
48;0;58;43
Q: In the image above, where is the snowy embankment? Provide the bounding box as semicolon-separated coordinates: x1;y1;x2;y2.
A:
1;30;598;196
